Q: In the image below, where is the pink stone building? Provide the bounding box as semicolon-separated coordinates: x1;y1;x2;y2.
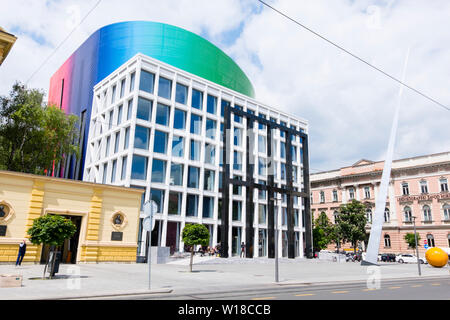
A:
310;151;450;255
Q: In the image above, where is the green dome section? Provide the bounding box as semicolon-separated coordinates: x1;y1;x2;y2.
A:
99;21;255;98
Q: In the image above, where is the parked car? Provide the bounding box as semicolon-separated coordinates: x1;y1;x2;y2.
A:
381;253;396;262
396;254;426;264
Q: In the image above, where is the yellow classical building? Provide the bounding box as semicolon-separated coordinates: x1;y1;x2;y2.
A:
0;27;17;65
0;170;143;264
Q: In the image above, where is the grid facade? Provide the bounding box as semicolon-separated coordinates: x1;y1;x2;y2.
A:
84;53;309;258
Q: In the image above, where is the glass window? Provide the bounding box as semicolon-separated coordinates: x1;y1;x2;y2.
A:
440;178;449;192
114;131;120;153
150;189;165;213
170;163;184;186
187;166;200;189
120;78;126;98
168;192;182;215
420;180;428;194
137;97;152;121
173;108;186;130
259;204;267;224
134;125;150;150
121;156;127;180
172;135;184;158
234;105;243;123
232;201;242;221
190;139;201;161
404;206;412;222
206;119;216;140
105;136;110;157
155;103;170;126
151;159;166;183
258;158;267;176
204;169;215;191
233;175;242;195
130;72;136;92
124;127;130;150
280;142;286;159
110;160;117;183
131;155;148;180
291;145;297;162
384;208;390;222
158;77;172;100
233;151;242;171
203;196;214;218
258;135;266;153
111;85;116;104
191;89;203;110
364;187;371;199
234;128;242;146
444;204;450;220
117;105;123;125
102;163;108;184
175;83;188;105
280;121;286;138
280;163;286;180
205;143;215;165
333;190;338;202
207;95;217;115
127;99;133;120
221;99;230;118
153;130;168;154
108;110;114;130
423;205;432;221
190;114;202;135
140;70;155;94
186;194;199;217
402;183;409;195
258;114;266;130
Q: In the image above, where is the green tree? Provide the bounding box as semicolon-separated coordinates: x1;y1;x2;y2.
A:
335;200;368;254
0;82;79;175
27;215;77;279
181;224;210;272
313;212;335;252
404;232;421;251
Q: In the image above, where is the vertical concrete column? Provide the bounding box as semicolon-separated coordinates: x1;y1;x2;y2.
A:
24;180;45;263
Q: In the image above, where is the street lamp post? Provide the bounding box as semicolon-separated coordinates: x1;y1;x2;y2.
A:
412;216;421;276
270;195;281;283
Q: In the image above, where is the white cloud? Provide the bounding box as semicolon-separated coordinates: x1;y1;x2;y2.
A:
0;0;449;172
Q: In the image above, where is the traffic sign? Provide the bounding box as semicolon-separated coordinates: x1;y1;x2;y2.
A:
424;244;429;250
143;200;157;231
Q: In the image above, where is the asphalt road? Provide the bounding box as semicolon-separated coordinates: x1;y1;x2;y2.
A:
96;276;449;300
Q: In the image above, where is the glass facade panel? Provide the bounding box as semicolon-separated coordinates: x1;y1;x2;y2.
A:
190;139;201;161
187;166;200;189
191;89;203;110
205;119;216;140
124;127;130;149
140;70;155;94
131;155;148;180
170;163;184;186
175;83;188;105
117;105;123;125
186;194;199;217
158;77;172;100
205;143;215;165
174;109;186;130
168;191;182;215
190;114;202;135
134;125;150;150
204;169;215;191
111;160;117;183
233;151;242;171
155;103;170;126
207;95;217;115
221;100;230;118
172;135;184;158
153;130;168;154
127;99;133;120
203;196;214;218
137;97;152;121
232;201;242;221
130;72;135;92
150;188;165;213
151;159;166;183
121;156;127;180
234;128;242;146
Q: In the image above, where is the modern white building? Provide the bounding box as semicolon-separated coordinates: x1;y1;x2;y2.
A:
83;53;310;259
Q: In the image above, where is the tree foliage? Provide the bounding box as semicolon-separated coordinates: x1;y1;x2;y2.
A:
27;214;77;247
182;224;210;272
335;200;368;253
404;232;421;250
313;212;335;252
0;82;79;175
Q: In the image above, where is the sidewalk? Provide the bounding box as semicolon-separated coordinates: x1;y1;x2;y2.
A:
0;257;448;300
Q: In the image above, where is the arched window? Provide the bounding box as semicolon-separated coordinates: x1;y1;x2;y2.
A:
384;234;391;248
404;206;412;222
333;211;339;224
366;209;372;224
443;204;450;221
384;208;390;223
426;234;435;247
423;205;432;222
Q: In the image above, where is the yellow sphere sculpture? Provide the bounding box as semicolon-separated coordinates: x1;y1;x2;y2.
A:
425;247;449;268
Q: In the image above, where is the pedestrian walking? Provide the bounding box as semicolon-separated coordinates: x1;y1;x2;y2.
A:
240;242;245;258
16;240;27;266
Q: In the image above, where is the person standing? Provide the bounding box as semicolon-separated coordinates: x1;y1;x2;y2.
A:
240;242;245;258
16;240;27;266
